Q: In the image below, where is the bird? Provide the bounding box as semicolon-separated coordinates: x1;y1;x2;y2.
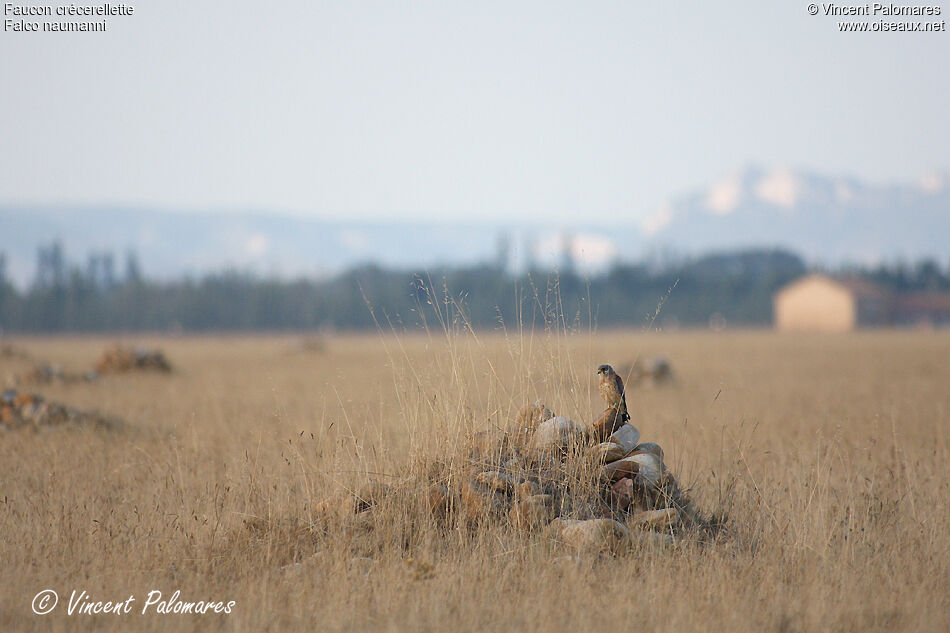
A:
596;364;629;421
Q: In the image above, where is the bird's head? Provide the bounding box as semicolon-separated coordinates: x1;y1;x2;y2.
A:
596;364;614;376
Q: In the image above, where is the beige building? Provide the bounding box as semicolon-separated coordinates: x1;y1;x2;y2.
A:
773;274;890;332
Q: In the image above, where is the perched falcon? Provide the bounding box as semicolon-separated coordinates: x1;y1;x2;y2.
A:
596;364;629;421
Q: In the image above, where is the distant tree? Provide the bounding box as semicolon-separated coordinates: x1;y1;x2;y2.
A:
85;253;101;288
101;252;116;288
914;259;942;291
35;242;66;288
0;252;10;329
124;250;142;284
6;245;948;334
559;233;576;277
494;233;511;273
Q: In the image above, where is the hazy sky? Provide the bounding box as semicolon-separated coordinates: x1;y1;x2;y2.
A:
1;1;948;226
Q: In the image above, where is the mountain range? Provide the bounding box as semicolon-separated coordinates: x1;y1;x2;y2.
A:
1;166;947;287
643;166;949;265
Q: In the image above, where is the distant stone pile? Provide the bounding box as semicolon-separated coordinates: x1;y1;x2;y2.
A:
95;346;172;374
625;356;676;388
312;365;699;555
0;389;121;431
6;345;173;387
292;337;328;354
0;343;31;360
15;363;98;386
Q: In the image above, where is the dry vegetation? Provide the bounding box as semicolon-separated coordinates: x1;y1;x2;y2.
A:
1;326;949;632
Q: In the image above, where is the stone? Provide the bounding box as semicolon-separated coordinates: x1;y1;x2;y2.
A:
590;442;626;463
460;480;509;522
509;494;556;530
601;456;640;482
503;457;522;471
555;494;612;519
510;403;553;448
514;402;553;431
469;429;510;459
608;477;636;510
608;424;641;454
588;407;626;442
475;470;515;494
529;416;585;453
625;452;665;487
544;518;631;554
631;442;664;461
630;508;679;530
591;424;642;463
517;480;542;499
630;530;675;549
426;484;456;519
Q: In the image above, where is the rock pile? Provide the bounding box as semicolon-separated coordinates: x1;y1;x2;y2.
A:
313;396;699;555
460;402;693;551
0;343;31;359
292;337;328;354
95;346;172;374
0;389;121;431
6;346;173;386
627;356;675;388
14;363;98;386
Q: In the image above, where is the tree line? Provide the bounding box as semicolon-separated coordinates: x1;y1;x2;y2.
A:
1;243;947;334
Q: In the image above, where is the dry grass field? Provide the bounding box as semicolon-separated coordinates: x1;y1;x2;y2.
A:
2;327;949;632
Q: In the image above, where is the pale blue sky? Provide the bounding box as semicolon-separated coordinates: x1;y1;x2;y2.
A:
1;1;948;226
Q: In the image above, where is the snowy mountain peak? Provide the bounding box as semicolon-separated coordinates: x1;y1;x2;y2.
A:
704;174;743;215
702;167;807;216
918;171;947;194
645;166;950;262
754;169;803;209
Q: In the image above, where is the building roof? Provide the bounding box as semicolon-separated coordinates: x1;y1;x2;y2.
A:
834;276;890;299
775;273;889;299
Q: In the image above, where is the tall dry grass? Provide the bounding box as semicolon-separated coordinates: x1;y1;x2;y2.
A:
1;321;949;631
